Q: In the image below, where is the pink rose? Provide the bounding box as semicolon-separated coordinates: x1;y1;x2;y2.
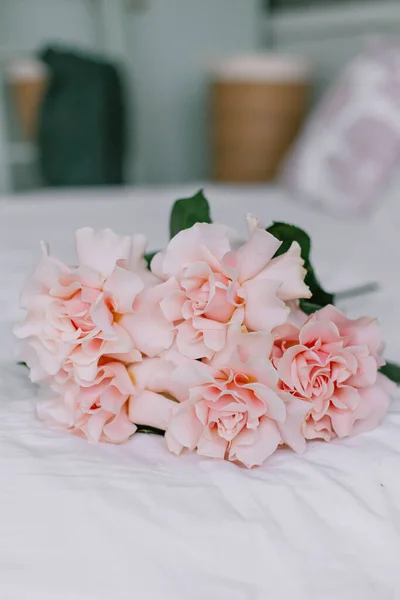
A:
38;356;189;444
272;305;394;441
164;328;309;468
149;216;311;360
14;228;161;383
38;360;136;443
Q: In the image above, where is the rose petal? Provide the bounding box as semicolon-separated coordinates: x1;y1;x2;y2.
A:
154;223;231;279
235;226;281;282
172;360;214;389
258;242;311;301
129;358;189;403
160;290;186;322
277;344;308;391
122;311;174;357
176;321;214;360
196;426;228;459
75;228;132;278
129;390;177;430
102;410;137;443
103;263;144;313
331;374;391;438
304;414;335;441
229;417;281;468
299;320;341;347
277;397;309;453
166;402;204;452
82;410;111;443
244;382;287;423
90;294;116;339
346;355;378;388
243;278;289;332
121;281;177;357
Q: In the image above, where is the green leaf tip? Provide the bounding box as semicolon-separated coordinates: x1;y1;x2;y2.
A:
380;362;400;385
170;189;212;239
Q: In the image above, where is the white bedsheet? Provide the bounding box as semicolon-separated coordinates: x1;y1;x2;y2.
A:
1;185;400;599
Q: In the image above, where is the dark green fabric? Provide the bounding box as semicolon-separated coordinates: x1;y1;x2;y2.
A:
38;47;126;186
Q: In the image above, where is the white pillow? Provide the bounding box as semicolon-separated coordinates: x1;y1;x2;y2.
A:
281;40;400;217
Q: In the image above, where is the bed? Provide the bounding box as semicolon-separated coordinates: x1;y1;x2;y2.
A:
1;184;400;600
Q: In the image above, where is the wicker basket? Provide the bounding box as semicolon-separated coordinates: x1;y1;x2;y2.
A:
210;55;311;183
6;58;49;141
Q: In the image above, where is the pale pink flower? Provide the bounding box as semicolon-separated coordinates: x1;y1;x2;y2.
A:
272;305;394;441
149;217;311;360
38;356;189;444
14;228;164;383
164;328;309;468
38;360;137;443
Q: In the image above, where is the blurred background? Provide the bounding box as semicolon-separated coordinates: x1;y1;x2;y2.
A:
0;0;400;205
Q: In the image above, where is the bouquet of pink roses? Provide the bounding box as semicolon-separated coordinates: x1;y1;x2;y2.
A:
15;191;399;468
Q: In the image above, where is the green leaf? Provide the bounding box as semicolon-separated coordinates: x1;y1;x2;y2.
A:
299;300;323;316
18;361;28;368
147;189;211;268
266;222;334;308
136;425;165;436
267;222;311;260
305;269;335;308
170;189;212;239
379;362;400;385
144;251;157;269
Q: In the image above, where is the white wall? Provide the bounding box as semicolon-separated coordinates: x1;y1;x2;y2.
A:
3;0;399;188
264;1;400;99
127;0;260;183
0;0;101;55
0;0;260;186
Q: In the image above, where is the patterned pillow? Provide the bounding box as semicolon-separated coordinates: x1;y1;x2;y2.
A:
281;40;400;217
